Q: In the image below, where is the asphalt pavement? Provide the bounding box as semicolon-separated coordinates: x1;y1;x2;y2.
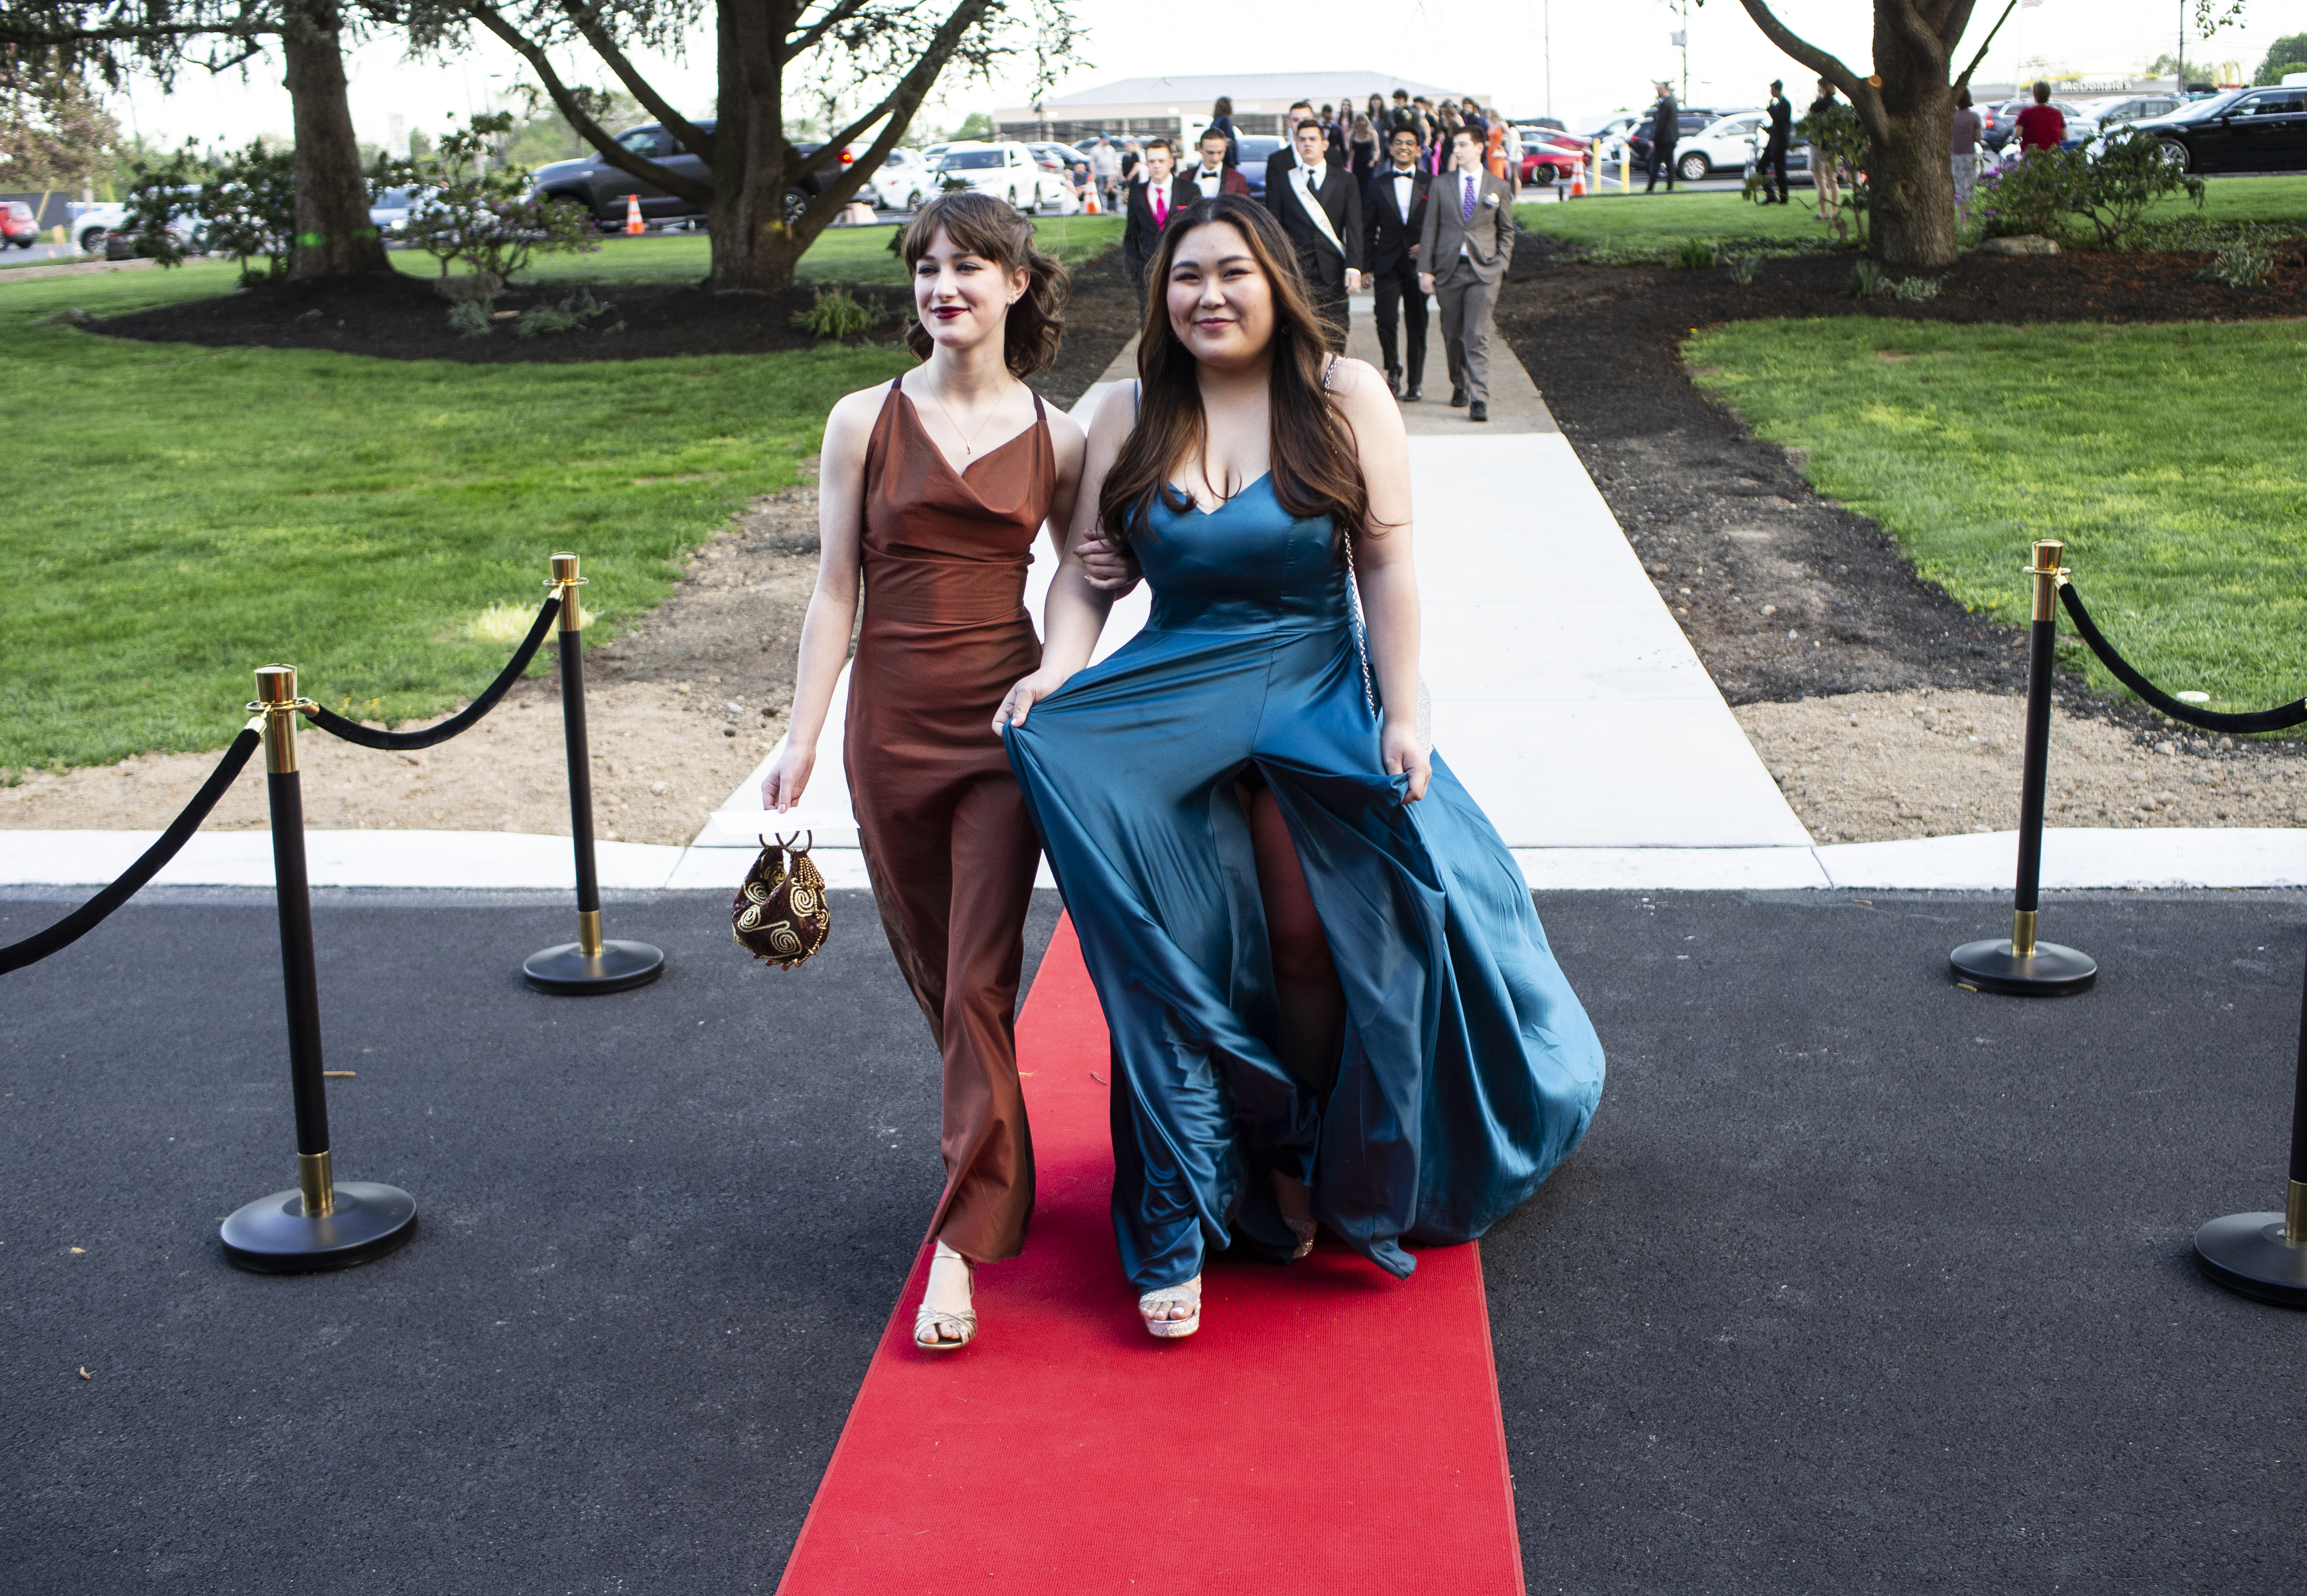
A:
4;887;2304;1593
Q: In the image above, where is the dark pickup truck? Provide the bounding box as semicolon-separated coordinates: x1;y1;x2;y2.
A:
529;123;853;230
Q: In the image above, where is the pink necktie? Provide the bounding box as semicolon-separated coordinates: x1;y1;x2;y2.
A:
1154;189;1168;226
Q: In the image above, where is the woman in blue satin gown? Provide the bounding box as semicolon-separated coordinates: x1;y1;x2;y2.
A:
996;196;1604;1339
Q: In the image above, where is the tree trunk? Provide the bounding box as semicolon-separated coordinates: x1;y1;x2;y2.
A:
281;0;390;280
1866;9;1961;270
705;0;810;291
1869;97;1961;268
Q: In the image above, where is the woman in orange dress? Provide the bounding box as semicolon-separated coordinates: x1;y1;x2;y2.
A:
762;193;1085;1351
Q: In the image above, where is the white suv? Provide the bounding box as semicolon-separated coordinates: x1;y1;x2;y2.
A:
929;141;1065;214
1673;111;1771;181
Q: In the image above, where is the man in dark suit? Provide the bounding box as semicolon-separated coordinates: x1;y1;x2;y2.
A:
1122;136;1191;323
1759;79;1793;204
1418;127;1515;423
1363;125;1430;400
1264;118;1364;351
1184;126;1252;202
1646;84;1681;193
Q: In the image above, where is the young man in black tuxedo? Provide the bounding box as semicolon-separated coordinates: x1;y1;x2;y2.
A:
1264;118;1364;351
1363;125;1430;399
1122;138;1192;323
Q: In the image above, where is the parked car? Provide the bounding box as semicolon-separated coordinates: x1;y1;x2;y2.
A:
530;124;857;230
2074;93;2183;135
68;200;126;254
1517;128;1590;186
1585;115;1642;161
1982;98;2097;153
2;200;38;248
1671;110;1776;181
869;147;935;211
930;141;1067;213
367;186;420;238
2126;85;2307;174
1624;108;1720;176
1235;134;1286;201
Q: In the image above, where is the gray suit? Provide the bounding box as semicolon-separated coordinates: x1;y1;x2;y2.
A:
1417;167;1516;406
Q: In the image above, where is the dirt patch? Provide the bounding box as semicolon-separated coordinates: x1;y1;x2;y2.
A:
79;253;1137;408
1496;235;2307;837
1739;689;2307;844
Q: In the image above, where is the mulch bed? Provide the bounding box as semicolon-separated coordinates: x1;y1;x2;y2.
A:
86;252;1139;408
1495;239;2307;711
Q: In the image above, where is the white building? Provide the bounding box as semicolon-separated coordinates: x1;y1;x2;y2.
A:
996;72;1496;147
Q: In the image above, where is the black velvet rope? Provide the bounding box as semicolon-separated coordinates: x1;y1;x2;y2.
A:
0;727;261;976
2058;583;2307;735
304;595;561;750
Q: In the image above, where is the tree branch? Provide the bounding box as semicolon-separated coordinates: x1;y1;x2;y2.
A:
1953;0;2015;94
460;0;712;205
786;0;987;231
552;0;710;153
782;0;870;64
1733;0;1889;142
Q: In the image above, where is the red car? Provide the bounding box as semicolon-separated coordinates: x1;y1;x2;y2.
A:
1519;133;1589;186
2;201;40;249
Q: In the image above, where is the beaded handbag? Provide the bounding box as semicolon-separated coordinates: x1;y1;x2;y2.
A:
731;832;830;969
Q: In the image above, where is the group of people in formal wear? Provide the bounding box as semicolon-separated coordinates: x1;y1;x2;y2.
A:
764;183;1600;1349
1118;92;1518;423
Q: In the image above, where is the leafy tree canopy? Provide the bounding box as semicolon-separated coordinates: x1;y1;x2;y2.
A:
2255;32;2307;84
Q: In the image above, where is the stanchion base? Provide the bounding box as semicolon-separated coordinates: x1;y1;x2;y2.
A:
1948;938;2097;996
220;1181;417;1274
2192;1212;2307;1309
522;939;665;995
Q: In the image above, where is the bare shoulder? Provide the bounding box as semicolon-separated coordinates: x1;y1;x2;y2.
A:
1325;358;1406;435
1087;379;1141;447
1042;396;1089;470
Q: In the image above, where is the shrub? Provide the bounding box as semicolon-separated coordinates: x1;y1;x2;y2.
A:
123;137;298;282
792;286;884;340
1726;252;1760;285
1849;259;1887;299
1797;99;1872;245
1667;237;1721;270
387;112;598;286
515;289;614;338
447;299;494;338
1891;274;1942;302
2199;240;2275;289
1969;132;2203;249
1969;155;2070;239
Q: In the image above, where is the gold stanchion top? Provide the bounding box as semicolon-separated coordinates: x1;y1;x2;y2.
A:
254;665;299;705
550;552;582;584
2031;540;2065;573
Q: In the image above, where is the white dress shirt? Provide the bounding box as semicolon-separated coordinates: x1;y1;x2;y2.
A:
1387;165;1417;222
1194;164;1225;198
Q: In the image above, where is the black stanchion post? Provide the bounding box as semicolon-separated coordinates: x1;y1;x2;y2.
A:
1950;540;2098;996
523;552;666;995
220;665;419;1273
2191;949;2307;1308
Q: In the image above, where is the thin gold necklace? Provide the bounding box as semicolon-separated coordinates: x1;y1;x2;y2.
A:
925;377;1012;456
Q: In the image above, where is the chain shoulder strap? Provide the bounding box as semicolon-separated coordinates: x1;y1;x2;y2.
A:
1321;354;1379;722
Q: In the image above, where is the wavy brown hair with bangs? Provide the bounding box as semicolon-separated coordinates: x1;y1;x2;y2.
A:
901;192;1068;378
1098;196;1372;544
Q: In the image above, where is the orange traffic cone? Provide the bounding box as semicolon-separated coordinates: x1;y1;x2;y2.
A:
1569;159;1585;199
1084;192;1100;215
624;194;644;235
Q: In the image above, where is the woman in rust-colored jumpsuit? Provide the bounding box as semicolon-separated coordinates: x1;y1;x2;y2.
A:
761;193;1083;1352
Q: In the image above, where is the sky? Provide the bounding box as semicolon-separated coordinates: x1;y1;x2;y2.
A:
114;0;2305;156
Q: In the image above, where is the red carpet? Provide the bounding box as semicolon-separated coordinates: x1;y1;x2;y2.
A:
776;917;1525;1594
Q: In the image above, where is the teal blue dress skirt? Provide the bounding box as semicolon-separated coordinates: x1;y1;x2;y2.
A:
1003;475;1604;1291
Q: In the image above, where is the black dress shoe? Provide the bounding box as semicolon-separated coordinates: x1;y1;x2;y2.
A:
1449;386;1468;407
1469;401;1489;423
1385;365;1404;395
1402;386;1421;402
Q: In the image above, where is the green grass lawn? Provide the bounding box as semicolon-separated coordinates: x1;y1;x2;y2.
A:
469;213;1124;288
1520;173;2307;258
0;262;911;770
1687;317;2307;719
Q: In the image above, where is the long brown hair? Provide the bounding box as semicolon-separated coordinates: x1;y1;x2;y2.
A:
1098;196;1371;543
900;191;1067;378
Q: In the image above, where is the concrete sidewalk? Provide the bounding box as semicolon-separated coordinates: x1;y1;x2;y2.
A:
700;307;1809;867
